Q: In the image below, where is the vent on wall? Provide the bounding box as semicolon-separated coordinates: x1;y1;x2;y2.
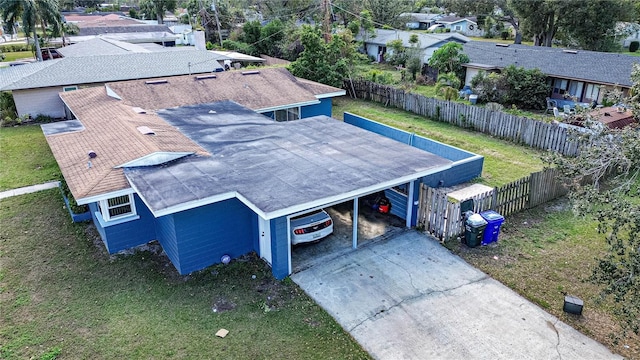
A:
145;79;168;85
242;70;260;75
195;74;217;80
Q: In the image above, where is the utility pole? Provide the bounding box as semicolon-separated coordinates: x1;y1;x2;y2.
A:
211;0;223;47
322;0;332;43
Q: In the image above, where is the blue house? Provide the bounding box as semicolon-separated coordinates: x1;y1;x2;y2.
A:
43;70;483;279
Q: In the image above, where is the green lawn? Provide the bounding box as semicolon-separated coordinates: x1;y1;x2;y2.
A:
0;190;370;359
0;125;60;190
333;97;545;187
1;51;34;62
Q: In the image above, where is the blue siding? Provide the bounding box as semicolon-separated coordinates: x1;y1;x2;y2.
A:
172;198;257;275
343;112;484;187
155;214;180;271
270;216;289;279
410;179;420;226
422;157;484;188
301;98;333;118
384;189;408;220
90;194;156;254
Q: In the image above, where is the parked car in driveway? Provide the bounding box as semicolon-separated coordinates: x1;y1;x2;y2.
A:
290;209;333;245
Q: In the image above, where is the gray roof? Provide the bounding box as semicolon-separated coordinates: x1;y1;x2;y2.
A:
0;50;224;91
363;29;469;48
78;24;171;36
463;41;639;87
125;101;452;218
437;16;477;24
57;37;190;57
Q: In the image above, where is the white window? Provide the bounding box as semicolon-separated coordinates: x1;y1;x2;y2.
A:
274;107;300;122
552;79;568;96
454;25;461;31
568;81;584;99
584;84;600;102
98;194;136;221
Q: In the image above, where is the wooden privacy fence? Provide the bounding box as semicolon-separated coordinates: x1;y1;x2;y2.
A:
345;80;582;156
417;168;568;242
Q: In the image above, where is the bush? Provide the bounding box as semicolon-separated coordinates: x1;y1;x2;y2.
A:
500;31;510;40
630;41;639;52
471;66;550;109
59;176;89;214
364;69;394;85
34;114;54;123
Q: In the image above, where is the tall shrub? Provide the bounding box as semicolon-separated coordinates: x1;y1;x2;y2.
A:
630;41;639;53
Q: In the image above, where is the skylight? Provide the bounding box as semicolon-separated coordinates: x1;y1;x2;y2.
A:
116;152;194;168
132;107;147;114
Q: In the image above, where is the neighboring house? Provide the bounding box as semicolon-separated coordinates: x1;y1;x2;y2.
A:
462;41;640;104
0;50;224;118
436;16;483;37
400;13;443;30
41;70;484;279
61;14;178;45
359;29;469;64
56;37;190;57
618;22;640;48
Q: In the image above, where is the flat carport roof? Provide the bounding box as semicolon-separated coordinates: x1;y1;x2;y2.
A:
124;101;452;219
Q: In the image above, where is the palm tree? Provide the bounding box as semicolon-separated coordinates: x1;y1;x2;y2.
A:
435;72;462;101
0;0;61;61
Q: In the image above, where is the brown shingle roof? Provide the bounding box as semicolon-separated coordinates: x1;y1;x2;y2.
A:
105;67;343;111
48;87;208;200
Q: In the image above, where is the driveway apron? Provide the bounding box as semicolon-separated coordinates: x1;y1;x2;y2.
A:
291;231;620;360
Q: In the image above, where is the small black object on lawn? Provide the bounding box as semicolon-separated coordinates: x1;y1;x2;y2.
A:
563;295;584;315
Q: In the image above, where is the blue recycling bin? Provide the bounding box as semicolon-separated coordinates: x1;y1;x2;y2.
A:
480;210;504;245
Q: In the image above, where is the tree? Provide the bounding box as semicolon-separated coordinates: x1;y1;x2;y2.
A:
288;25;353;88
0;0;62;61
348;10;375;56
545;63;640;338
139;0;176;24
364;0;410;28
435;72;461;101
427;42;469;84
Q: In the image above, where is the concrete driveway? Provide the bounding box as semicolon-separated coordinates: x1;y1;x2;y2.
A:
291;231;620;360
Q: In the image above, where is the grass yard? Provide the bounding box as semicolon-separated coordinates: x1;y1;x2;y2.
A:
1;51;34;62
0;125;60;191
447;199;639;359
0;190;370;359
333;97;545;187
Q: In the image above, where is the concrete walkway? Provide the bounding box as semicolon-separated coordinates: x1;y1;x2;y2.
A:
291;231;620;360
0;181;59;200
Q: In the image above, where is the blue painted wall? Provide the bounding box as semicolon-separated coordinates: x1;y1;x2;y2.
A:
301;98;333;118
384;188;408;220
171;198;257;275
270;216;289;279
155;213;179;271
89;194;156;254
343;112;484;187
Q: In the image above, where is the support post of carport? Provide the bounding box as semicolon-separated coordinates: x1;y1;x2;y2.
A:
406;180;415;227
352;196;359;249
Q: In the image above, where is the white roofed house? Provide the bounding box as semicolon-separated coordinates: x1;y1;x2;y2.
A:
357;29;469;64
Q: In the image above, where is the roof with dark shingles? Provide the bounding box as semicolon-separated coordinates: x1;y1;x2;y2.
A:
0;50;223;91
463;41;639;87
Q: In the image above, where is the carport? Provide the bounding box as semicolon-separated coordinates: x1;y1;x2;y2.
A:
125;101;453;279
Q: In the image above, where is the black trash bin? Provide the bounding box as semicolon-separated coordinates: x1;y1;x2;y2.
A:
464;213;487;248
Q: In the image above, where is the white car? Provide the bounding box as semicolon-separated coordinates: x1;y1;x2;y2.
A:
290;209;333;245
